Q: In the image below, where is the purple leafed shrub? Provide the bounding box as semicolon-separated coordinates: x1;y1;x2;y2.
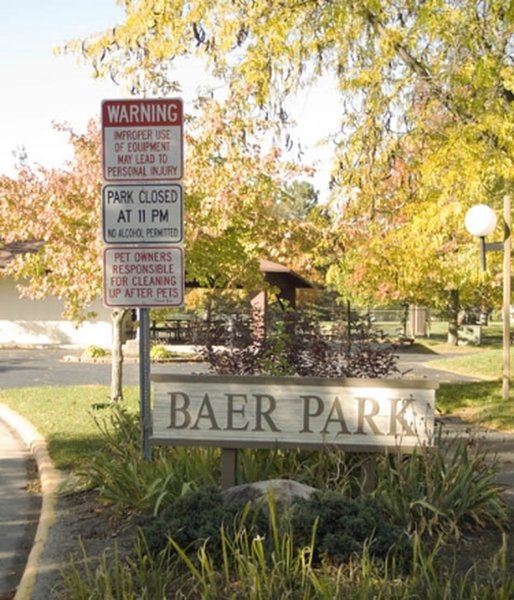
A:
194;308;400;379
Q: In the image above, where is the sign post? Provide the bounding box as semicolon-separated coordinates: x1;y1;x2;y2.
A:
101;98;184;461
139;308;152;461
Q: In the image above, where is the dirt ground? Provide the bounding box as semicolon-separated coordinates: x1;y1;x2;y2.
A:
31;489;137;600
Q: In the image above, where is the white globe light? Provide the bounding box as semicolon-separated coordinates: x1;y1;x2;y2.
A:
464;204;498;237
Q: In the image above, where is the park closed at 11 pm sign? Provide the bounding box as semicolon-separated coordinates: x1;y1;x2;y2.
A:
102;183;183;244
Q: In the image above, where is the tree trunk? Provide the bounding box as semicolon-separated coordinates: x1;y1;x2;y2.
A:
111;308;127;401
346;300;352;353
400;302;409;337
447;289;460;346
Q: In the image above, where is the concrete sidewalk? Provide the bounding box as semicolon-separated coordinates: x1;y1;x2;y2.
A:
0;405;61;600
0;419;40;600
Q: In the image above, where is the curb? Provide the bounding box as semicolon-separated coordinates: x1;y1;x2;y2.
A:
0;403;61;600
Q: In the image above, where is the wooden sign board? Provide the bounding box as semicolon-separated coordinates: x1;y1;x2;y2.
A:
152;374;437;453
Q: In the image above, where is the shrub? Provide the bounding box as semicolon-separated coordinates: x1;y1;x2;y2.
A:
374;434;509;538
140;486;227;557
139;486;411;569
196;307;400;378
139;486;269;562
149;344;175;361
80;345;108;360
288;491;411;566
81;406;219;513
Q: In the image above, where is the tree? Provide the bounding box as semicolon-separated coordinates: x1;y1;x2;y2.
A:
0;97;324;396
326;188;502;343
0;122;103;321
182;93;322;287
65;0;514;343
0;122;130;399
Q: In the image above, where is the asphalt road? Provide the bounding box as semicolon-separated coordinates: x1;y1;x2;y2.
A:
0;348;209;389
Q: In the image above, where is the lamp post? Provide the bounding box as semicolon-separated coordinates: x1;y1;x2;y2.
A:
464;198;511;400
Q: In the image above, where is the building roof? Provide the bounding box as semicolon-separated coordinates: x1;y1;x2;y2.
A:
0;241;44;269
258;259;315;290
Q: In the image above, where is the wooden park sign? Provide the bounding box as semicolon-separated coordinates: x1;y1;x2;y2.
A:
151;374;437;488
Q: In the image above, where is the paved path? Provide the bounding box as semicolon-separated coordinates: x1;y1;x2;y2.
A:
396;348;483;383
0;347;480;388
0;420;40;600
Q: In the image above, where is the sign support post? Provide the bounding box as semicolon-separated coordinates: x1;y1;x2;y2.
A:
139;307;152;461
221;449;238;489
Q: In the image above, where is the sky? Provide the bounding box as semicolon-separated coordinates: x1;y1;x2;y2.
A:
0;0;124;175
0;1;338;196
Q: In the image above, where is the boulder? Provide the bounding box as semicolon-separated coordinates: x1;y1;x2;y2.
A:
221;479;317;515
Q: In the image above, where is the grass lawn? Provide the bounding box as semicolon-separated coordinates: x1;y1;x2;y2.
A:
428;347;513;379
438;380;514;431
0;386;139;469
405;320;514;430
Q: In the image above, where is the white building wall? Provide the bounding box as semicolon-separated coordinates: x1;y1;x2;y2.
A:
0;278;112;347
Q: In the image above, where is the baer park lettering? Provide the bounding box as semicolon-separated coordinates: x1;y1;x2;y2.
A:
152;375;437;452
166;391;419;436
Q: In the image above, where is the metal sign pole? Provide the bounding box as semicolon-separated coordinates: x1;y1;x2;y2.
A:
502;195;511;401
139;307;152;460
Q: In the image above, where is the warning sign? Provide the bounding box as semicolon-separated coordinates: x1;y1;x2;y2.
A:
102;98;183;182
102;184;183;244
103;246;184;308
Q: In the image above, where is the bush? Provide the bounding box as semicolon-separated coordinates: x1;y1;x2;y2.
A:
150;344;175;361
82;406;219;513
139;486;411;569
141;486;227;557
375;435;509;538
288;491;411;566
196;307;400;378
80;345;108;360
139;486;268;562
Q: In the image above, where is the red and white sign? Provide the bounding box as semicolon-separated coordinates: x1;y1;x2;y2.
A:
102;98;183;182
103;245;184;308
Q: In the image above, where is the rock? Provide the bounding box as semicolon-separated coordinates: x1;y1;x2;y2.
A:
221;479;317;515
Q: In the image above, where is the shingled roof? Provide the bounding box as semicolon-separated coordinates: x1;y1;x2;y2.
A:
258;258;314;290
